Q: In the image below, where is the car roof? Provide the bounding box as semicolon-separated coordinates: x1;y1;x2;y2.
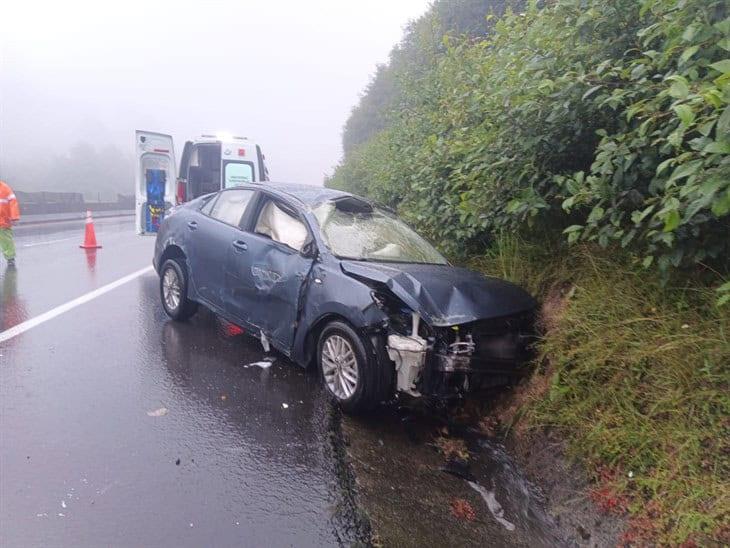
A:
194;135;260;146
243;182;355;206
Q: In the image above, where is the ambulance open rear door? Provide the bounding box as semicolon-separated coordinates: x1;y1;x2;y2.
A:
134;130;176;235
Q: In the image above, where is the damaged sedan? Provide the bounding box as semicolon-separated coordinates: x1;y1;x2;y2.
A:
153;182;537;412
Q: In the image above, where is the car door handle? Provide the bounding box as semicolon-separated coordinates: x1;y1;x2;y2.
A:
232;240;248;252
187;221;198;230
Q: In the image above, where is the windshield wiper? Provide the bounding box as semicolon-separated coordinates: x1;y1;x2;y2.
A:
337;256;376;262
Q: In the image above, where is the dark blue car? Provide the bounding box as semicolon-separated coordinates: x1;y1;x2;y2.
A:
153;182;536;412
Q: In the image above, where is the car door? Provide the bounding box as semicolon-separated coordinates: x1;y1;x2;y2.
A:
134;130;176;235
188;189;256;311
224;195;315;354
176;140;193;204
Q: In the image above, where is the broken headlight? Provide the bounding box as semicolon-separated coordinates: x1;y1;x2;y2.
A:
371;290;413;335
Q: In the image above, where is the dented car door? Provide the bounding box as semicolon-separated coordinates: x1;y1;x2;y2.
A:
224;196;314;354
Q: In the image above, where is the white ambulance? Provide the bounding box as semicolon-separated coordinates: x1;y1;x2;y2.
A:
134;131;270;234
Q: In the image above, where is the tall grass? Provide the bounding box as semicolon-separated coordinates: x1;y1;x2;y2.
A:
471;236;730;545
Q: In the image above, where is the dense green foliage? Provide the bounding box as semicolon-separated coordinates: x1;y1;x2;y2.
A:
341;0;521;154
329;0;730;274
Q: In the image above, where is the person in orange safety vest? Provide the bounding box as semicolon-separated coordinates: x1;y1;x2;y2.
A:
0;180;21;266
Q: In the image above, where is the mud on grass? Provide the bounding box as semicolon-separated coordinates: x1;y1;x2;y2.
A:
341;407;528;547
341;402;576;548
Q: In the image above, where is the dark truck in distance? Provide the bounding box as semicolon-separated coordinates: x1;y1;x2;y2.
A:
153;182;536;412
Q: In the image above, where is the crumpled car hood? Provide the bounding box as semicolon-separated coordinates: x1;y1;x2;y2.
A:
340;260;537;326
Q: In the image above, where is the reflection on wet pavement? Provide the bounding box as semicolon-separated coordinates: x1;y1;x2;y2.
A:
0;272;368;547
1;265;28;332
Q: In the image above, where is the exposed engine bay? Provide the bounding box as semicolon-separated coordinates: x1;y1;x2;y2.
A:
372;287;536;399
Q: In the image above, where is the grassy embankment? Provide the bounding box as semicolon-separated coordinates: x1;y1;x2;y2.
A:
473;235;729;545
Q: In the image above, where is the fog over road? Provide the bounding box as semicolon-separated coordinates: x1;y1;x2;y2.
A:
1;0;432;190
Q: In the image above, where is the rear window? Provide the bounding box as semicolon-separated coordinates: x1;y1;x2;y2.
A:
224;161;255;188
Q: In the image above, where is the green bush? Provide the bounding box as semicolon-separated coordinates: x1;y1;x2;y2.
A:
328;0;730;274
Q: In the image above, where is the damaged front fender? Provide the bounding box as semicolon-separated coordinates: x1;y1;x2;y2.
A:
290;262;390;366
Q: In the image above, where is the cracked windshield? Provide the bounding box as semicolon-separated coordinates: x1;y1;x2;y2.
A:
312;202;448;264
1;0;727;547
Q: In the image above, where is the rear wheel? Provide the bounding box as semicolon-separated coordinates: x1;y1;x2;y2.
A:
317;321;392;413
160;258;198;321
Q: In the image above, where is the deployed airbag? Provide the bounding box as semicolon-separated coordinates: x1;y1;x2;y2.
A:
255;201;308;252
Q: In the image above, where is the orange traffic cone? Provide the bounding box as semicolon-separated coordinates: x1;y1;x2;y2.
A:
79;210;102;249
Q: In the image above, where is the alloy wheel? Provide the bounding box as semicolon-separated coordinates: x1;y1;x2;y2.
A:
162;267;181;312
321;334;359;400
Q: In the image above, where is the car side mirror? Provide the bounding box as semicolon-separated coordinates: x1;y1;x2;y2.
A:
301;240;318;259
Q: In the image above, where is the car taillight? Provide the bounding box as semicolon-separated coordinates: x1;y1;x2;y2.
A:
176;180;186;204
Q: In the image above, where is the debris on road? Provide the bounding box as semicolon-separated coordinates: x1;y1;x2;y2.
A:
146;407;169;417
260;333;270;353
244;357;275;369
468;481;515;531
478;416;499;437
434;436;470;461
451;498;476;522
440;459;475;482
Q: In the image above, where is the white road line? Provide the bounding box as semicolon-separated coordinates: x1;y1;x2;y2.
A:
22;237;76;248
0;266;154;344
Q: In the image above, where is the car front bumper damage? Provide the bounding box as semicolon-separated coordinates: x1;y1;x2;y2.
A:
385;312;535;399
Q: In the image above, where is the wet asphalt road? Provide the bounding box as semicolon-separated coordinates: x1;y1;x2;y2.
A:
0;219;365;547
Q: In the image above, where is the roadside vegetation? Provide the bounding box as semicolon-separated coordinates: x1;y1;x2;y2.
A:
328;0;730;543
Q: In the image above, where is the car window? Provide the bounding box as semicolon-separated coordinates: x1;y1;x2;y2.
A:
254;200;308;252
199;195;216;216
223;161;255;188
312;202;448;264
209;190;255;227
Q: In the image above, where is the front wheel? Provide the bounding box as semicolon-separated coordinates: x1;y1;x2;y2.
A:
317;321;392;413
160;259;198;321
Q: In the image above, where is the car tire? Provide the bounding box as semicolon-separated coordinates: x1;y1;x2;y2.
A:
160;258;198;321
317;321;393;413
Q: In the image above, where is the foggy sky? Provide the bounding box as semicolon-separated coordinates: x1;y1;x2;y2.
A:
0;0;431;187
